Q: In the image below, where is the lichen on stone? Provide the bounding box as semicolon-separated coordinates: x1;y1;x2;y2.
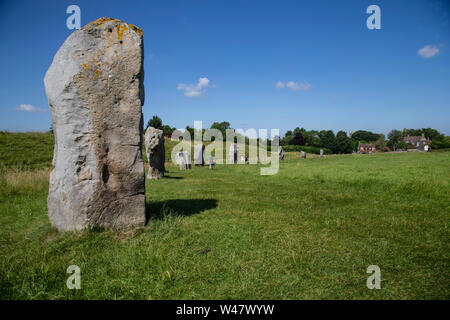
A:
81;17;143;40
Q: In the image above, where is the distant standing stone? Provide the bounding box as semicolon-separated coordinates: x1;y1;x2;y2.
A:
145;127;165;180
229;143;238;163
175;152;187;170
320;149;324;157
44;18;146;231
301;151;306;158
278;146;285;160
184;150;192;169
194;143;205;166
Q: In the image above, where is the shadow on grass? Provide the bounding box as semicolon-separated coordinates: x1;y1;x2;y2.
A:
145;199;218;222
163;175;184;179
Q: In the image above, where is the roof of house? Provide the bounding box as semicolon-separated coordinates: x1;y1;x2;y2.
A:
359;143;375;148
403;134;430;143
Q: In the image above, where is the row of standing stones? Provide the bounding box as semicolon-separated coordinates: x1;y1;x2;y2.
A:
44;17;314;232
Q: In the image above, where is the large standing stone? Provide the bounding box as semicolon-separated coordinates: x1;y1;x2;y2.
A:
44;18;146;231
145;127;165;180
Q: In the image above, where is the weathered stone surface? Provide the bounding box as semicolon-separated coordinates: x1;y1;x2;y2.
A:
145;127;165;180
301;151;306;158
194;143;205;166
44;18;146;231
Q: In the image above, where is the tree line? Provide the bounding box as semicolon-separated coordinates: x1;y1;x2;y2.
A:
281;127;450;153
146;116;450;153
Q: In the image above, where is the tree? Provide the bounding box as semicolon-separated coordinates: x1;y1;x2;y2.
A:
402;128;444;141
303;130;321;147
146;115;163;130
387;129;402;151
351;130;380;142
421;128;444;141
162;125;175;137
335;131;353;154
281;130;293;146
290;131;306;146
210;121;231;140
430;136;450;149
319;130;336;152
374;134;386;151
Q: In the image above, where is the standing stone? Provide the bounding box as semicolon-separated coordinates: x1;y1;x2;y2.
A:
184;150;192;169
278;146;285;160
320;149;324;157
194;143;205;166
175;152;187;170
301;151;306;159
229;143;238;164
44;18;146;231
145;127;165;180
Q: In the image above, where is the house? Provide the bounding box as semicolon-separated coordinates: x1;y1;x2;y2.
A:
358;143;376;154
403;133;431;151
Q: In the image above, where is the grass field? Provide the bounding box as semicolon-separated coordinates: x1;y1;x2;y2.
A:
0;132;449;299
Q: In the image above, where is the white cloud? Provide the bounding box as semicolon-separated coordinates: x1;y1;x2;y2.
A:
275;81;285;88
197;77;210;88
14;104;47;113
286;81;312;91
276;80;312;91
177;77;213;97
417;44;441;58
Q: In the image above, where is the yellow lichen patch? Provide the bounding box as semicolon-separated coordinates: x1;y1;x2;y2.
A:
82;17;119;31
82;63;90;71
94;69;99;80
116;25;128;42
81;18;143;42
129;24;143;38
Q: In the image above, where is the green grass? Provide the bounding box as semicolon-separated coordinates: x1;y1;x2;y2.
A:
0;132;449;299
0;131;54;169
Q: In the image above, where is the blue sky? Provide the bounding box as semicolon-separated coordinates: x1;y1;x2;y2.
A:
0;0;449;136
